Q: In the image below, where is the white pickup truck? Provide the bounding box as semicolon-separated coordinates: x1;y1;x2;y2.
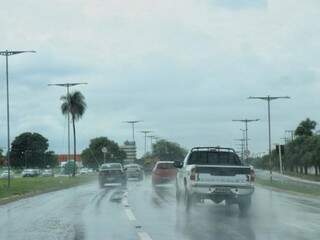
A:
174;147;255;212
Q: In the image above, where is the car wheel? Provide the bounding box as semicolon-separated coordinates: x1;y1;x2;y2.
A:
238;196;251;213
122;180;127;187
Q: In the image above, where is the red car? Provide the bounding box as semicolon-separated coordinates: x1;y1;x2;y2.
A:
152;161;177;185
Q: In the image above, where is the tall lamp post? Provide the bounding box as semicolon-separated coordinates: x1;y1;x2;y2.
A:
141;130;152;154
48;82;87;172
147;135;156;153
248;95;290;181
124;120;142;142
232;118;259;162
0;50;36;187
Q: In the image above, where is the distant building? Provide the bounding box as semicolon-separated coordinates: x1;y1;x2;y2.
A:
120;141;137;164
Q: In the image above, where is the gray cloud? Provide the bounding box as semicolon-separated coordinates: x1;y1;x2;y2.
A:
0;0;320;157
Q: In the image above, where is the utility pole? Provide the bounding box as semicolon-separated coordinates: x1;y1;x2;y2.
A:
0;50;36;188
285;130;294;142
248;95;290;181
234;138;245;161
147;135;156;153
124;120;142;142
232;118;259;162
281;137;289;145
141;130;152;154
48;82;87;175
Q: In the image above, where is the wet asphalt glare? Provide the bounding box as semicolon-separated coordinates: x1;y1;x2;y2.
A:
0;176;320;240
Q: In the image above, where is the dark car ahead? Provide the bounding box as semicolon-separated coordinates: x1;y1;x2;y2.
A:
98;163;127;188
152;161;177;185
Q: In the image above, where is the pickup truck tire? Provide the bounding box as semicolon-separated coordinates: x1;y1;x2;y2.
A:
139;174;143;181
121;180;127;187
238;196;251;213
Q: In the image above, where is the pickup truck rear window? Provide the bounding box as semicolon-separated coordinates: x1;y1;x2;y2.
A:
187;151;241;165
100;163;122;170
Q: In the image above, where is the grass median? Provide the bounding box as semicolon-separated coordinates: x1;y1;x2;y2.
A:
256;177;320;196
0;175;97;204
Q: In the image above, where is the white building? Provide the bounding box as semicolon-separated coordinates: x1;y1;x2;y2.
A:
120;141;137;164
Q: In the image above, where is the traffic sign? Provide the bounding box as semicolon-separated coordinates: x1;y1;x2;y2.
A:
101;147;107;153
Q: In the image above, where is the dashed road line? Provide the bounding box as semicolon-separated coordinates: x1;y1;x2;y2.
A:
122;198;129;207
123;190;153;240
125;208;136;221
137;231;153;240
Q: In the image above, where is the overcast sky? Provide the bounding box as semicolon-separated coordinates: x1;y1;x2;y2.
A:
0;0;320;157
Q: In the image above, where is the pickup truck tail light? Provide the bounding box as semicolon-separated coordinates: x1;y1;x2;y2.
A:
250;169;256;182
246;169;256;182
190;168;198;181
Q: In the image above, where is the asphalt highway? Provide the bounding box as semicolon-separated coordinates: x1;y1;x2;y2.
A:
0;176;319;240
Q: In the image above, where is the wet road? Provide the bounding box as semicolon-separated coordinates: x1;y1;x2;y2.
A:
0;177;320;240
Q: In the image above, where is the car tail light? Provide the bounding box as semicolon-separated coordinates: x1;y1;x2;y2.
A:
246;169;255;182
250;169;255;182
190;168;198;181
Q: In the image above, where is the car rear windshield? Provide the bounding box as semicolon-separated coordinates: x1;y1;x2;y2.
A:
100;163;122;170
126;165;139;169
187;151;241;165
157;163;174;169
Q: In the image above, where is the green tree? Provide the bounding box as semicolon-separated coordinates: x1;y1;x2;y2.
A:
294;118;316;137
151;139;187;162
0;148;4;166
10;132;57;168
81;137;126;169
254;118;320;176
62;160;78;175
61;91;87;176
44;151;59;168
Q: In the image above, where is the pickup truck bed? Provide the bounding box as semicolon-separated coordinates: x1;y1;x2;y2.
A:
175;147;255;212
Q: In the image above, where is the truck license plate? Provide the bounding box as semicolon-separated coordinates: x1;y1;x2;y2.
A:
213;187;230;193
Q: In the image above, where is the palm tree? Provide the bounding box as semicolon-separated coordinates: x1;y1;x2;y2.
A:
61;91;87;176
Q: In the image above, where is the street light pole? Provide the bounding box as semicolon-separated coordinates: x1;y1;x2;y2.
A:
141;130;152;154
0;50;36;188
285;130;294;142
232;118;259;162
147;135;156;153
248;95;290;181
48;82;87;167
124;120;142;142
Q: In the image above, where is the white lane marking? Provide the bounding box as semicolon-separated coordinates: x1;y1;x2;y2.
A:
122;197;129;207
137;231;153;240
125;208;136;221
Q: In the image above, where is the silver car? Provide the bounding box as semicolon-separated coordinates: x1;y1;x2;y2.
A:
42;169;54;177
124;164;143;180
22;169;39;177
